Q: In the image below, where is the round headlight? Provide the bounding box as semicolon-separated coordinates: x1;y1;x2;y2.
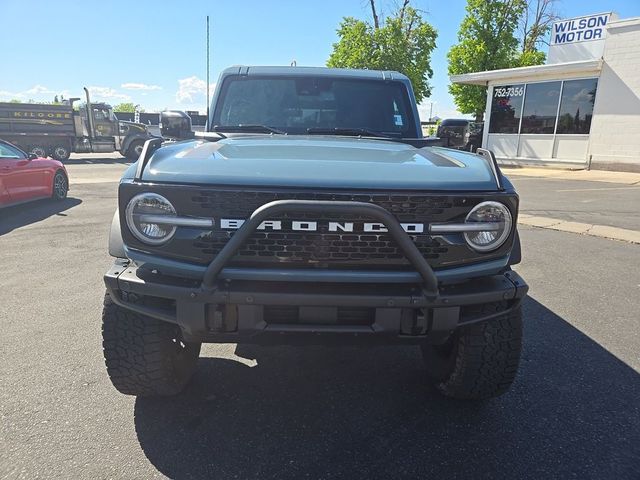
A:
464;201;513;252
125;193;177;245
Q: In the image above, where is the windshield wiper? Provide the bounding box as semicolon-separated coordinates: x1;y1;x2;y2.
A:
212;124;286;135
306;127;398;138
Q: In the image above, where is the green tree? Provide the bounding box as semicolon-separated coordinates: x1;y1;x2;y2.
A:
327;1;438;103
448;0;530;120
519;0;559;65
113;102;138;113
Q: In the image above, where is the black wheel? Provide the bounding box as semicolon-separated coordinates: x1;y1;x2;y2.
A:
125;141;144;161
52;144;71;162
30;145;48;158
421;306;523;400
102;292;201;396
52;171;68;200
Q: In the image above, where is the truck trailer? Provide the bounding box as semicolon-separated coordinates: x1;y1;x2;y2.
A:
0;88;156;161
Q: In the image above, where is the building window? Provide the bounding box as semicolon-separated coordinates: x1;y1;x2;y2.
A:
556;78;598;134
488;85;525;134
520;81;561;134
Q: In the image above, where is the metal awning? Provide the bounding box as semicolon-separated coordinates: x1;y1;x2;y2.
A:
450;59;603;86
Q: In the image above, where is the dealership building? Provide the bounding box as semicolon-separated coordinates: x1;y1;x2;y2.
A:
451;13;640;172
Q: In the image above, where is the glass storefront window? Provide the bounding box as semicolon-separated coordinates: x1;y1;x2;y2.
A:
488;85;524;134
556;78;598;134
487;79;599;136
520;81;562;134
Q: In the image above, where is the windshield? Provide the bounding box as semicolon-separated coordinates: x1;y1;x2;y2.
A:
212;75;418;137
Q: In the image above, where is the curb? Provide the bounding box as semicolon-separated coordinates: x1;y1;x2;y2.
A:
503;168;640;185
518;214;640;244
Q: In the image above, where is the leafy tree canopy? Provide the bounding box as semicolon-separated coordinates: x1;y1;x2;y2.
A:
327;1;437;103
113;102;138;113
448;0;555;120
448;0;525;119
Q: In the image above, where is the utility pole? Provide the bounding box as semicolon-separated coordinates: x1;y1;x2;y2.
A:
429;102;433;122
206;15;210;125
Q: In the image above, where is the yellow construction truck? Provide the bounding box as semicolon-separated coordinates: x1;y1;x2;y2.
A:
0;88;156;161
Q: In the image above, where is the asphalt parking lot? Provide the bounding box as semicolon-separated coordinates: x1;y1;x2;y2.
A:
1;157;639;479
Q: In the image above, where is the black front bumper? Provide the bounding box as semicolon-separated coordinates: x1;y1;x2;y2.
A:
104;199;528;344
104;260;527;344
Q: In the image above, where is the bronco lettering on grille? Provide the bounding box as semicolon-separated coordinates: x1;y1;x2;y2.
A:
219;219;425;233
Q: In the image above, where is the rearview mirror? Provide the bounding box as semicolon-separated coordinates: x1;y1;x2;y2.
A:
28;153;37;160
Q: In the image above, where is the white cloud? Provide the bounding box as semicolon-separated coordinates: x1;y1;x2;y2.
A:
176;76;215;104
87;86;131;102
0;90;25;100
121;82;162;91
0;87;69;102
417;101;470;122
417;102;435;121
0;87;84;103
572;88;592;103
26;84;54;95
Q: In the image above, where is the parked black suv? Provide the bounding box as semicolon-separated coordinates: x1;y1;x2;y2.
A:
437;119;484;152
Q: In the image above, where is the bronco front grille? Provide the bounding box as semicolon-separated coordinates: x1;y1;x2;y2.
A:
190;190;459;221
194;230;449;264
119;184;517;270
186;189;472;268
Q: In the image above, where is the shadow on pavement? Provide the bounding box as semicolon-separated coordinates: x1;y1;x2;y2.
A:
133;297;640;479
0;197;82;236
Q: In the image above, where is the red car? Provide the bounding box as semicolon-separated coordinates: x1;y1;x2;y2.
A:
0;140;68;208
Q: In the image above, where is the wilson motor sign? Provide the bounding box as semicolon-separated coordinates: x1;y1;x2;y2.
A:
551;13;611;44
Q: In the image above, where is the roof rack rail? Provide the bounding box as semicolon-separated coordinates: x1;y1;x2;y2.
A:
476;148;504;191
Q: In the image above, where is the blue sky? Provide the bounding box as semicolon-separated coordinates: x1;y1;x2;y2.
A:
1;0;638;119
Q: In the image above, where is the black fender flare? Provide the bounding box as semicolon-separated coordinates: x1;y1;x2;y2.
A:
109;209;126;258
508;229;522;265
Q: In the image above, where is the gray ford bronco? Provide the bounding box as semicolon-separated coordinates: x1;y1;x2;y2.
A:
103;66;528;400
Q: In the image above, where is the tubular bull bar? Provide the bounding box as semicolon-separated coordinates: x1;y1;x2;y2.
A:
201;200;440;296
104;200;528;342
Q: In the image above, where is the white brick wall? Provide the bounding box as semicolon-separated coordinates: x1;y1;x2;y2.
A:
589;18;640;170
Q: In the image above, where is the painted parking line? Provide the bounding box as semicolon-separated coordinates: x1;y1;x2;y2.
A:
71;178;122;184
519;214;640;244
555;186;640;192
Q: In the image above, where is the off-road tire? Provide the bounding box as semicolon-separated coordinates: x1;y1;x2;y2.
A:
125;141;144;161
52;144;71;162
102;293;201;396
421;306;523;400
52;171;68;200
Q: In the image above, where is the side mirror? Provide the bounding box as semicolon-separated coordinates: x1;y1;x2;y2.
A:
160;110;194;140
28;153;37;160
